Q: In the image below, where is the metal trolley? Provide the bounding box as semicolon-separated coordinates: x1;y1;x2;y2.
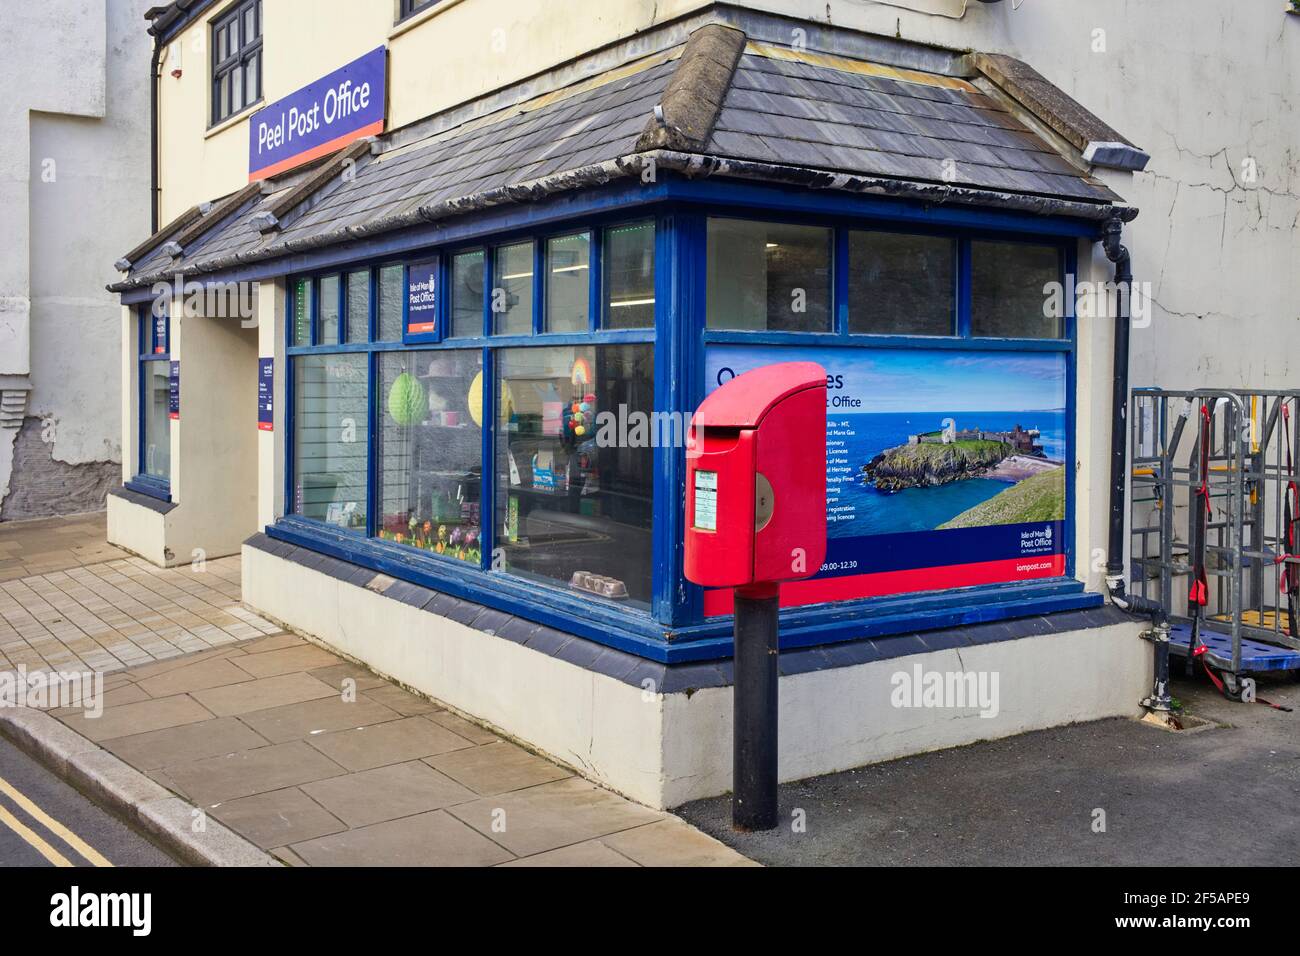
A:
1128;388;1300;697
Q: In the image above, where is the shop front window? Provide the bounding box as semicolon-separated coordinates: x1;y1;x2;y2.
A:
318;274;341;345
346;270;370;343
292;354;368;531
706;219;832;332
377;264;404;341
849;231;955;336
450;251;485;338
142;364;172;482
545;233;591;333
603;221;655;329
494;345;654;607
137;307;171;491
377;351;483;560
291;277;312;346
494;242;534;335
971;240;1063;339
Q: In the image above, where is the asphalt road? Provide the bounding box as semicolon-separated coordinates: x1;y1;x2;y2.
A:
678;670;1300;866
0;735;177;867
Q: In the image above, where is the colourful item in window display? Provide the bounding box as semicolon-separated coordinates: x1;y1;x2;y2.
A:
387;371;427;426
570;356;593;386
378;519;478;563
565;392;597;439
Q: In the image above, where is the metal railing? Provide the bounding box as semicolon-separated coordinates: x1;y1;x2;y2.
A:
1129;389;1300;679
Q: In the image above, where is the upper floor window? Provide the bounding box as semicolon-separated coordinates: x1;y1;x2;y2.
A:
211;0;262;126
399;0;439;21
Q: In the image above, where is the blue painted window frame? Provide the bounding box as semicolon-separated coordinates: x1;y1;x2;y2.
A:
128;305;172;502
270;178;1096;662
281;214;660;645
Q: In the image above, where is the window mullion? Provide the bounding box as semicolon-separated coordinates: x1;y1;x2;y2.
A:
956;237;972;337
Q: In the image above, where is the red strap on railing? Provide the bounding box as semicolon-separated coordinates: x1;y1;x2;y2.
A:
1194;646;1293;712
1189;403;1212;607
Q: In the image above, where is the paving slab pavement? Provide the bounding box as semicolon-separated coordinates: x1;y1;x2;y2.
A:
0;513;130;583
0;536;751;868
27;629;752;867
0;544;279;673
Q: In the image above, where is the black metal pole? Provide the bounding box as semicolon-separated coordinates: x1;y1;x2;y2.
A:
732;583;779;831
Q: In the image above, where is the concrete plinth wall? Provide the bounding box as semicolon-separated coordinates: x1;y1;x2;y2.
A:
244;545;1152;810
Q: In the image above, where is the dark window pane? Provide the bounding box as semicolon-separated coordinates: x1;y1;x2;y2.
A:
848;231;955;336
377;351;483;560
292;354;368;531
706;219;831;331
377;265;404;341
495;345;654;607
603;221;654;329
142;363;171;481
318;275;340;345
291;278;312;346
546;233;590;333
971;241;1062;339
450;251;484;338
493;242;533;335
346;270;370;343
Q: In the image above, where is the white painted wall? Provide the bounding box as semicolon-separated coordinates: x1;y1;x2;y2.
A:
0;0;153;516
243;545;1151;809
774;0;1300;391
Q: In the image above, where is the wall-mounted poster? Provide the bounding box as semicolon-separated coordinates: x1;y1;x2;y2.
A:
168;361;181;421
405;259;438;339
703;346;1068;614
258;358;274;431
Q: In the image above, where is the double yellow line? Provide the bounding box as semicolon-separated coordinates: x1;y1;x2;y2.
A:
0;775;112;867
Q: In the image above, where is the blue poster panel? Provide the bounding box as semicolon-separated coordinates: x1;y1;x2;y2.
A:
168;361;180;421
703;346;1068;613
152;313;168;354
258;358;274;431
405;259;438;341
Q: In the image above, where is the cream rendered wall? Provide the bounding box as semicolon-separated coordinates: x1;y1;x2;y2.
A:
155;0;706;220
167;297;261;563
155;0;1298;390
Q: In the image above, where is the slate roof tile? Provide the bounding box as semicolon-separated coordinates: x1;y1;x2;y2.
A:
117;32;1122;287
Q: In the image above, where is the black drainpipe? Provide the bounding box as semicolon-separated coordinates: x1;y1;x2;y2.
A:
150;35;162;233
1100;217;1172;713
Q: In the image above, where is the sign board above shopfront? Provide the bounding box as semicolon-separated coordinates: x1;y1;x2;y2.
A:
248;47;387;181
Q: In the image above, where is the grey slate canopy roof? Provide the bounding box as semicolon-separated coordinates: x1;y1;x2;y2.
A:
112;24;1137;292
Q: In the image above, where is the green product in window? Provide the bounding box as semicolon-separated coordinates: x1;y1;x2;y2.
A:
507;495;519;543
387;371;427;426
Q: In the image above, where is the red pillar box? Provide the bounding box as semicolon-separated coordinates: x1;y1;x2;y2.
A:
685;361;828;593
683;360;828;832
